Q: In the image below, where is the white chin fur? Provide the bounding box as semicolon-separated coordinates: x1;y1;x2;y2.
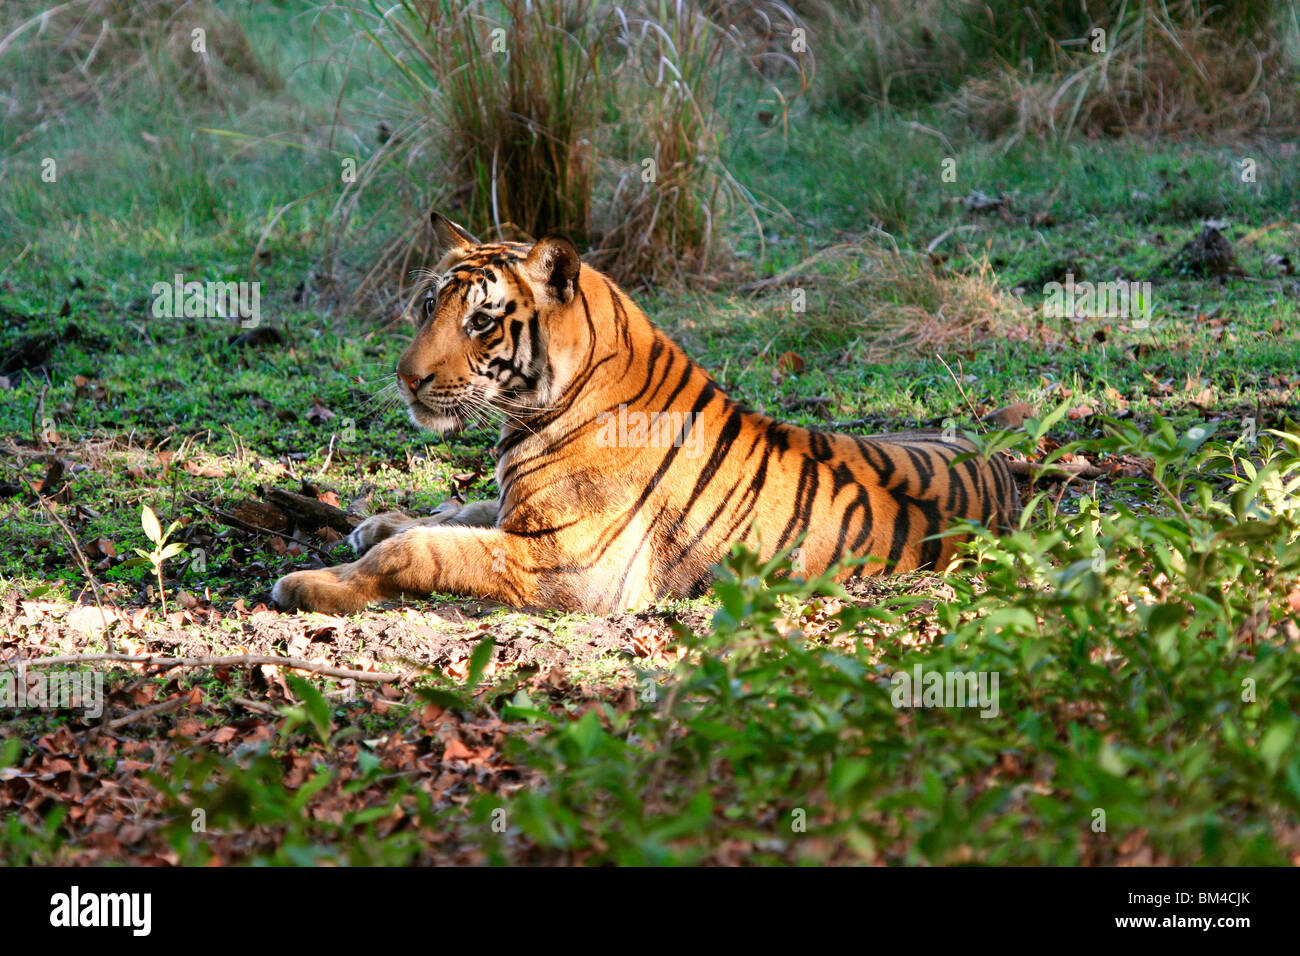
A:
407;404;462;434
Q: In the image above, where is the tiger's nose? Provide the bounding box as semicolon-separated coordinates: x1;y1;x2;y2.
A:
397;371;422;392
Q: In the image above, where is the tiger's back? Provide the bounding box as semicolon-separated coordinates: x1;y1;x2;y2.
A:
487;301;1020;610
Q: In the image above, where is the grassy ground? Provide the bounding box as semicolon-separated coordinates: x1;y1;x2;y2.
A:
2;1;1299;865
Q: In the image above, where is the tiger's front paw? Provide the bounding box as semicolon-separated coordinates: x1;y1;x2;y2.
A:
347;512;415;555
271;568;372;615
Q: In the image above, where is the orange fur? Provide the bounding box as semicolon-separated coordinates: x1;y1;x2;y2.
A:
272;215;1019;614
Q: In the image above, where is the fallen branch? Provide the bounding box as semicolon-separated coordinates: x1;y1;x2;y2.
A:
265;487;359;534
105;694;187;731
736;272;834;294
186;494;338;561
16;652;402;683
31;383;48;448
229;696;282;716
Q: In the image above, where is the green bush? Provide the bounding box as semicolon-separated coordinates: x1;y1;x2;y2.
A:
481;416;1300;864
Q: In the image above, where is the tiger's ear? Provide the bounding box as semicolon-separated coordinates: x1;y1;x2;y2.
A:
522;236;581;305
429;212;479;257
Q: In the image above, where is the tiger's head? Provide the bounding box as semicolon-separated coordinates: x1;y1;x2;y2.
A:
395;212;582;433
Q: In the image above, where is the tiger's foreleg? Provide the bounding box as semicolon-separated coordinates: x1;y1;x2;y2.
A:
272;524;534;615
347;498;500;554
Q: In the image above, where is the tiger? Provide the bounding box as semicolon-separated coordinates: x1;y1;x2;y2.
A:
271;212;1020;615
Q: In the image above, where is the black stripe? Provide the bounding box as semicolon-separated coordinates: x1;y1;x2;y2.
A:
775;458;820;551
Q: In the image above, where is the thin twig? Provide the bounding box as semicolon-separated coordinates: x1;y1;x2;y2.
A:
320;431;337;475
935;353;986;433
30;488;117;653
229;696;281;716
831;418;879;430
17;652;402;683
31;383;48;447
1008;459;1109;480
105;694;187;730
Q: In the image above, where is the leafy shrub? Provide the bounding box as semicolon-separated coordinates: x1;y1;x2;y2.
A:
480;416;1300;864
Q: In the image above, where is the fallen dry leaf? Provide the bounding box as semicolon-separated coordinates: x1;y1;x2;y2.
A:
777;351;806;373
307;399;336;424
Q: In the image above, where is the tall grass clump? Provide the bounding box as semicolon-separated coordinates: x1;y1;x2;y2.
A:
949;0;1300;139
0;0;280;131
587;2;809;285
328;0;809;307
331;0;610;301
795;0;1298;137
793;0;969;111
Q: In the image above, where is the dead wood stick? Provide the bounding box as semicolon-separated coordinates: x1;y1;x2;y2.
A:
185;494;337;561
229;696;281;716
265;487;360;533
737;273;834;294
106;694;187;730
17;652;402;683
31;383;48;448
935;353;987;434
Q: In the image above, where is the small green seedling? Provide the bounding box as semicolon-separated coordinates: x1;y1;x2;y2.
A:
124;505;187;617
